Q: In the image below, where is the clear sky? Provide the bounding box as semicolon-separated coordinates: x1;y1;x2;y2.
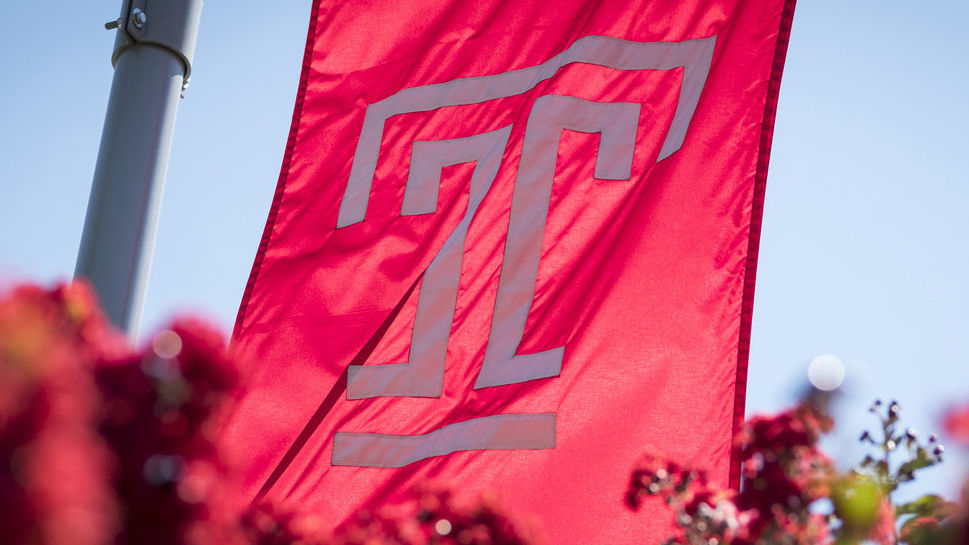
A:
1;1;966;502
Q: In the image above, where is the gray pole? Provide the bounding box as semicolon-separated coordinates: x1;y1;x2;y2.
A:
76;0;202;337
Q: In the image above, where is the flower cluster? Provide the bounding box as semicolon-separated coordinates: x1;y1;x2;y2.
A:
626;454;747;545
0;284;121;545
237;487;539;545
625;400;959;545
0;282;537;545
8;280;969;545
238;502;330;545
737;402;836;542
95;318;241;545
333;487;539;545
899;402;969;545
0;282;243;545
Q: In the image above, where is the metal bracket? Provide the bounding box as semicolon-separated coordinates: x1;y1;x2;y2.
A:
106;0;202;93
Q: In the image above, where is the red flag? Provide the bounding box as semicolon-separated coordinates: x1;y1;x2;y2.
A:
222;0;795;541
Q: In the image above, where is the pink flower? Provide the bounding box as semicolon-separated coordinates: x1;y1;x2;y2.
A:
240;502;329;545
0;282;121;545
95;317;240;545
738;404;832;464
626;453;701;509
945;405;969;447
870;497;897;545
735;404;836;526
333;486;540;545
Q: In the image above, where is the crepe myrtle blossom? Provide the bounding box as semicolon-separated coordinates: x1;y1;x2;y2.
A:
0;282;538;545
3;281;969;545
627;400;966;545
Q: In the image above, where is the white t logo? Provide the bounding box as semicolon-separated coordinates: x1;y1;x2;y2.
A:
332;35;715;468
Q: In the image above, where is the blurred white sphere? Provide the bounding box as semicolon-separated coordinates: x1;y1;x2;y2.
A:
808;354;846;391
152;329;183;359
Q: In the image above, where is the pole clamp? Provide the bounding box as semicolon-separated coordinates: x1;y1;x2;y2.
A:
107;0;203;93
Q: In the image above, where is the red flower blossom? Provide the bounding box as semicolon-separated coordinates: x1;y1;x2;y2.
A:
626;454;757;545
945;405;969;447
0;283;122;545
870;497;897;545
626;453;695;509
333;487;540;545
759;508;832;545
95;318;240;545
738;403;832;461
240;502;330;545
734;405;836;535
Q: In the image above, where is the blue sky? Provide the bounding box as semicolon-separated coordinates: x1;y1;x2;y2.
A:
1;1;966;501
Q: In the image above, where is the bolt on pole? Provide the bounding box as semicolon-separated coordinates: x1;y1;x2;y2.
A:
76;0;202;338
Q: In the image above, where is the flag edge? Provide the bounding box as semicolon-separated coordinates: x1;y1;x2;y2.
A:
728;0;799;491
232;0;323;342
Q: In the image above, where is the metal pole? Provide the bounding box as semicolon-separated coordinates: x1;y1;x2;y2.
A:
76;0;202;337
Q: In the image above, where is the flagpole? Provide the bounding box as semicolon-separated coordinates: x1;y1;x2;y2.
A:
76;0;202;338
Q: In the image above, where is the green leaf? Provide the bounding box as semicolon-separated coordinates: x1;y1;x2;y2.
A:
900;515;939;545
897;456;935;478
895;495;958;518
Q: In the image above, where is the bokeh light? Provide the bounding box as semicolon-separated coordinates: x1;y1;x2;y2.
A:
808;354;846;391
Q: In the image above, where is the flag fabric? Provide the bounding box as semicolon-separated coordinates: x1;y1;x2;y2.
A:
221;0;795;541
